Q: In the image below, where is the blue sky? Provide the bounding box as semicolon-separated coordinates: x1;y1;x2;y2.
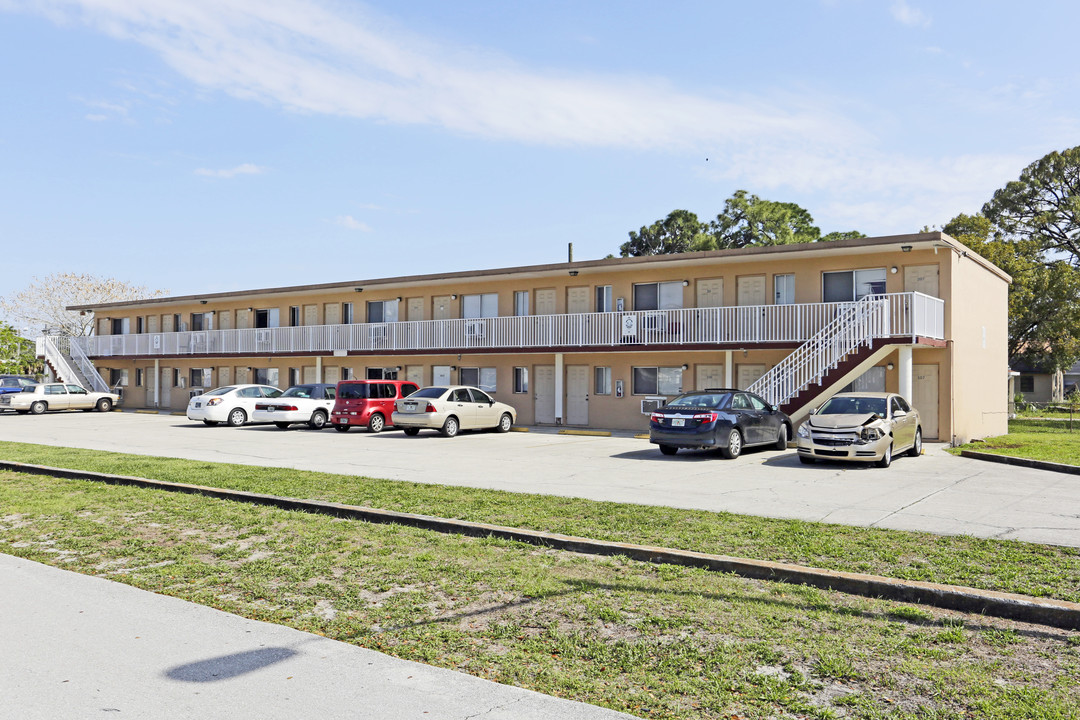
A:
1;0;1077;306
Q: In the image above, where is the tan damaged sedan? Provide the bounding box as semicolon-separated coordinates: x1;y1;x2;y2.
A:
796;392;922;468
1;382;120;414
392;385;516;437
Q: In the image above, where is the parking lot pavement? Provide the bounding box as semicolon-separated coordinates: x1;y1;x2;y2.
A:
0;554;636;720
2;411;1080;547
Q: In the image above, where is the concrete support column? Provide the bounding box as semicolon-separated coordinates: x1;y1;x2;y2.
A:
898;346;913;402
316;356;323;384
153;359;160;408
724;351;733;388
554;353;564;424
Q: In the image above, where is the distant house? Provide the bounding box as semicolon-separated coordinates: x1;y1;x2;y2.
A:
1013;359;1080;403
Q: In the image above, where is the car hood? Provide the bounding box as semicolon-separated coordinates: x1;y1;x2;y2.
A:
808;413;885;430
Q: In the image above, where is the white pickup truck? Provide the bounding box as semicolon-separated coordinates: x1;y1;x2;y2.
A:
252;383;336;430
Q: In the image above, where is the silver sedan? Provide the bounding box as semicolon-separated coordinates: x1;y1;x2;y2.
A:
1;383;120;414
391;385;516;437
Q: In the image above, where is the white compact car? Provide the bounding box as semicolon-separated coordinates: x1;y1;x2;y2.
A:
392;385;516;437
251;383;337;430
186;384;283;427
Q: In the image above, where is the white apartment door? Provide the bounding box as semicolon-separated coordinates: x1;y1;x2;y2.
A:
535;289;556;315
235;309;251;330
323;366;340;385
737;276;766;306
737;363;766;390
217;310;232;331
303;305;318;326
905;265;940;298
303;366;318;383
432;296;453;320
406;365;424;386
696;364;724;391
566;287;589;314
324;303;341;325
566;365;589;425
696;278;724;307
217;366;231;386
407;297;424;321
433;365;452;385
913;364;939;440
160;367;173;409
534;365;556;424
147;315;159;333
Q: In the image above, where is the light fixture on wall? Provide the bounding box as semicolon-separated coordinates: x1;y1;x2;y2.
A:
682;280;689;287
450;365;457;371
199;300;208;304
901;245;912;253
681;364;688;371
396;297;402;302
890;266;898;274
887;363;895;371
569;270;579;277
354;287;363;293
451;294;457;300
394;366;402;372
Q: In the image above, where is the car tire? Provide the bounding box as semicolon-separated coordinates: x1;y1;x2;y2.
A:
774;424;788;451
95;398;113;412
659;445;678;456
334;425;351;433
203;420;219;426
402;427;420;436
441;416;459;438
29;401;46;415
275;422;291;430
308;411;328;430
799;455;815;465
719;428;743;459
368;413;385;433
496;413;512;433
876;442;893;468
907;428;922;457
227;408;247;427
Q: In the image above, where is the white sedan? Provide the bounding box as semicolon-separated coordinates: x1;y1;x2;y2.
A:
391;385;516;437
1;383;120;414
251;383;336;430
186;384;282;427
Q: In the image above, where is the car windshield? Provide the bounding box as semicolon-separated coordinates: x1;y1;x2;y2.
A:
819;396;887;416
281;386;315;398
666;393;730;409
410;387;448;399
204;386;237;396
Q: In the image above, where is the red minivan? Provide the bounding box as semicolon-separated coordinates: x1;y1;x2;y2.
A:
331;379;420;433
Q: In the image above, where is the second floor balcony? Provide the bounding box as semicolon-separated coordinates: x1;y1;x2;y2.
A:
74;292;946;359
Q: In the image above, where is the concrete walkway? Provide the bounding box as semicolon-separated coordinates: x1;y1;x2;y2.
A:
0;554;634;720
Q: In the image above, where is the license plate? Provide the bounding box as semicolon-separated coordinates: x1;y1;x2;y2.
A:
340;417;349;424
266;406;276;412
671;418;685;427
404;402;417;410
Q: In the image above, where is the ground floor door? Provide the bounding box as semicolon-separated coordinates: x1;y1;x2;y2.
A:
566;365;588;425
696;364;723;391
534;365;555;424
737;364;766;390
913;364;940;440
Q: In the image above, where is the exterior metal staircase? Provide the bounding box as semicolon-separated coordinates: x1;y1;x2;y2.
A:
39;335;110;393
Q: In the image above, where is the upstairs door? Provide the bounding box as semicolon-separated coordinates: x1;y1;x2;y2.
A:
535;289;556;315
905;265;940;298
432;296;453;320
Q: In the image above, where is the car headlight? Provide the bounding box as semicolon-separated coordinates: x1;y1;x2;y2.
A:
207;398;223;406
796;424;810;438
860;426;884;441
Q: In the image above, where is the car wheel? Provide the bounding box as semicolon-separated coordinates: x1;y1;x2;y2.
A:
799;455;815;465
275;422;292;430
308;411;328;430
907;428;923;457
659;445;678;456
334;425;351;433
496;413;512;433
227;408;247;427
774;424;788;450
876;442;893;468
95;398;113;412
719;428;743;459
29;401;46;415
368;413;385;433
402;427;420;436
441;416;459;438
203;420;219;426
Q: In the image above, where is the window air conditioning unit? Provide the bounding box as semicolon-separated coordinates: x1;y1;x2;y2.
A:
640;396;667;414
465;320;486;338
189;389;202;399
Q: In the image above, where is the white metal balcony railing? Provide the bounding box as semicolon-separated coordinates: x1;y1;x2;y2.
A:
67;293;944;360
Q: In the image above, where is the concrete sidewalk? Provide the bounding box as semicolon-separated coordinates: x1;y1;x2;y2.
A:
0;554;635;720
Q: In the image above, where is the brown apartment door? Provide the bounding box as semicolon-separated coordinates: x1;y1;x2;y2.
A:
407;297;424;321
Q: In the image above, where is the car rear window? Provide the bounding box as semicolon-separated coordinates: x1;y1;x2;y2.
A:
339;383;371;399
411;387;447;399
667;393;730;409
281;386;316;398
205;386;236;396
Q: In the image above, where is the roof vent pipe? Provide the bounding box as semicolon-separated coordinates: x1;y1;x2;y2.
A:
568;242;573;263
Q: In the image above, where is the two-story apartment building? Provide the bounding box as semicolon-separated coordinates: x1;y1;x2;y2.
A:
46;232;1009;443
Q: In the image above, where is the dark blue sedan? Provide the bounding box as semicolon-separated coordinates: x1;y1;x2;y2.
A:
649;389;792;459
0;375;38;396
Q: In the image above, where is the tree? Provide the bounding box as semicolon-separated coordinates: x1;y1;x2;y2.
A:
619;209;710;257
982;146;1080;265
0;322;40;375
0;273;168;337
944;213;1080;372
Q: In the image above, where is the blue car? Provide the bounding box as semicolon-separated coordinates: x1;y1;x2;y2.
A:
649;388;792;459
0;375;38;396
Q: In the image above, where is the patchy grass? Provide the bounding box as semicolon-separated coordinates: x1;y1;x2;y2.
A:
953;418;1080;467
2;469;1079;720
1;440;1079;603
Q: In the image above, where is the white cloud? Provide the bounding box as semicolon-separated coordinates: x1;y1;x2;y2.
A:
890;0;931;28
194;163;266;178
335;215;371;231
85;113;108;121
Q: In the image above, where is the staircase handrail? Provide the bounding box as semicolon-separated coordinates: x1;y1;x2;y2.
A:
748;294;884;407
67;335;111;392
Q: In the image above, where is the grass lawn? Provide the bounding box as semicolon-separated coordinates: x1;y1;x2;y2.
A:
3;468;1079;720
951;418;1080;467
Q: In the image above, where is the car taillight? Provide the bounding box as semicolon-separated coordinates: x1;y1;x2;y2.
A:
693;412;719;422
255;404;268;410
279;405;298;412
425;403;437;412
650;412;663;422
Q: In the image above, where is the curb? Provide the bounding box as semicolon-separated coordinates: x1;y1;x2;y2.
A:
960;449;1080;476
3;459;1078;631
558;429;612;437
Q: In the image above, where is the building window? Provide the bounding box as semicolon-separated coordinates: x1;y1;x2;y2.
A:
774;274;795;305
822;269;886;303
595;367;612;395
189;368;211;388
514;291;529;317
341;367;354;380
463;293;498;319
135;368;143;387
173;314;182;332
367;367;399;380
289;306;300;327
596;286;613;312
254;309;280;328
632;366;682;395
253;368;279;387
460;367;496;392
633;281;683;310
171;368;181;387
367;300;399;323
288;368;300;386
1019;375;1035;393
111;318;130;335
190;312;212;331
342;302;353;324
109;369;129;387
136;317;145;334
513;367;528;393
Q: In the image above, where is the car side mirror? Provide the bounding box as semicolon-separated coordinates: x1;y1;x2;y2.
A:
894;410;907;418
488;399;495;405
809;408;818;415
